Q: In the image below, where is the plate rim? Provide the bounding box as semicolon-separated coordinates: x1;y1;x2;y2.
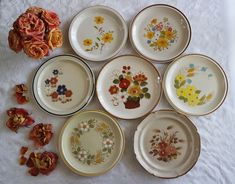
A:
129;4;192;63
32;54;95;117
134;109;201;179
58;109;125;176
96;54;163;120
163;53;229;116
68;5;128;62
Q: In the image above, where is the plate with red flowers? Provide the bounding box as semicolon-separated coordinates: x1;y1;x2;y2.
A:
32;55;95;116
134;110;200;178
129;4;191;63
96;55;162;119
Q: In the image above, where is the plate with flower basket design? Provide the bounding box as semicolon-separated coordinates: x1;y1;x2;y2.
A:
134;110;200;178
69;5;128;62
32;55;95;116
59;110;125;176
96;55;162;119
163;54;228;116
129;4;191;63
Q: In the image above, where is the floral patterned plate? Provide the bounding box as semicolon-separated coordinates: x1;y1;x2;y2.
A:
134;110;200;178
32;55;95;116
96;55;162;119
69;5;128;62
59;110;125;176
129;4;191;63
163;54;228;116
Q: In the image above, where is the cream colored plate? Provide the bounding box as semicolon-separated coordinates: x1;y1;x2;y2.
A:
163;54;228;116
69;5;128;62
96;55;162;119
130;4;191;63
59;110;125;176
134;110;200;178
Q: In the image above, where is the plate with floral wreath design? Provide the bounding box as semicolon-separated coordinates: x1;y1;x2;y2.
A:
32;55;95;116
59;110;125;176
69;5;128;62
129;4;191;63
163;54;228;116
134;110;200;178
96;55;162;119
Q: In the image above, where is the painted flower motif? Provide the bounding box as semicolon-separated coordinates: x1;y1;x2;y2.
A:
41;10;61;30
127;85;142;97
94;16;104;24
186;85;196;93
151;18;157;24
50;77;58;85
65;90;73;97
79;122;89;132
133;73;148;82
188;94;200;106
176;74;185;83
50;91;59;101
176;87;187;97
83;39;93;46
155;38;168;49
145;31;154;39
53;69;59;75
119;92;128;102
56;85;67;95
8;29;22;53
165;30;174;40
78;150;88;161
103;138;114;148
101;33;113;43
109;85;119;95
45;79;50;84
119;78;131;89
47;28;63;49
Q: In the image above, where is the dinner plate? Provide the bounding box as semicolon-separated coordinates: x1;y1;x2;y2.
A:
130;4;191;63
59;110;125;176
163;54;228;116
134;110;200;178
69;5;128;62
96;55;162;119
32;55;95;116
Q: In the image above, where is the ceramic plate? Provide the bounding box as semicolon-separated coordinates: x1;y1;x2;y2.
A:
134;110;200;178
59;110;125;176
96;55;162;119
163;54;228;116
32;55;95;116
130;4;191;63
69;5;128;62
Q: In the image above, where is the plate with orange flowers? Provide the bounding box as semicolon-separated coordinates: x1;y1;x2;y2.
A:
129;4;191;63
134;110;200;178
96;55;162;119
32;55;95;116
69;5;128;62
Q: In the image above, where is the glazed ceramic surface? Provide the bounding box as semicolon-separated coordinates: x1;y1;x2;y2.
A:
96;55;162;119
59;110;125;176
134;110;200;178
163;54;228;116
130;4;191;63
69;5;128;61
32;55;95;116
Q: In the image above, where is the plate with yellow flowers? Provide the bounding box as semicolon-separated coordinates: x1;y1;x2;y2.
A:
129;4;191;63
59;110;125;176
69;5;128;62
163;54;228;116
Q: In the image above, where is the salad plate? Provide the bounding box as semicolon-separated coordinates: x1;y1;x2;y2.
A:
163;54;228;116
130;4;191;63
96;55;162;119
32;55;95;116
69;5;128;62
134;110;200;178
59;110;125;176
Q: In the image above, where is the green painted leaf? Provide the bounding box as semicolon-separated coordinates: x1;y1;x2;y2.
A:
113;79;119;84
150;44;154;47
139;93;144;99
180;80;186;87
73;151;78;155
207;94;212;100
95;42;99;47
77;147;80;152
174;79;179;84
85;49;90;51
103;148;107;152
127;72;131;75
133;81;139;85
74;128;79;131
119;75;123;80
174;84;180;89
97;37;100;41
109;132;113;136
91;155;95;159
195;90;201;94
87;160;91;165
145;93;151;99
179;96;185;100
142;87;148;93
94;26;98;29
200;95;206;101
140;82;148;86
108;149;112;153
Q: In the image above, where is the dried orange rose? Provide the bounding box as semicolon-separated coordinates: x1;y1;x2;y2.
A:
25;6;44;16
8;29;22;52
41;10;60;30
47;28;63;49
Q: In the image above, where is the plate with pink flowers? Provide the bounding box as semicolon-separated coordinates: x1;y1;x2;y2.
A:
69;5;128;62
129;4;191;63
134;110;200;178
96;55;162;119
32;55;95;116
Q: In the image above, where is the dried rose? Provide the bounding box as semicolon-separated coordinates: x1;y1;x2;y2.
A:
29;123;53;147
25;6;44;16
47;28;63;49
26;151;58;176
15;84;29;104
20;146;28;155
6;108;35;132
8;29;22;52
23;39;49;59
16;12;45;39
41;10;60;30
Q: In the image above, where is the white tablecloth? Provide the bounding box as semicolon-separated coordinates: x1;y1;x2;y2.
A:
0;0;235;183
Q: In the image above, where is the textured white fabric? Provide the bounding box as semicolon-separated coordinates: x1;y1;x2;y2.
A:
0;0;234;183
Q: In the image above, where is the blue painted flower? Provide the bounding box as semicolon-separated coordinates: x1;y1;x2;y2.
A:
147;40;151;44
152;27;156;31
189;64;194;68
45;79;50;85
53;69;59;75
200;67;207;72
208;74;213;78
186;78;192;84
57;85;67;95
170;40;174;43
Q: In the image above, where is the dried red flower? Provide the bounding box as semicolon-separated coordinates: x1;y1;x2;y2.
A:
19;156;27;165
6;108;35;132
15;84;29;104
20;146;28;155
29;123;53;147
